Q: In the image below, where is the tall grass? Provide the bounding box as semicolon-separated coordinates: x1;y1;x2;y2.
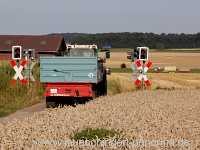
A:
108;77;136;95
0;61;44;117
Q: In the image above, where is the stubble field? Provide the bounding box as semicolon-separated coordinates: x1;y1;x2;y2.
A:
108;73;200;95
0;89;200;149
106;51;200;69
106;50;200;92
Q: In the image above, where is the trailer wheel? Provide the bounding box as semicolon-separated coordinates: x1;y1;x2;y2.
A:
46;97;56;108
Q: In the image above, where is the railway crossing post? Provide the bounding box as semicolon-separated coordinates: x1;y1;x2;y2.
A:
10;46;36;86
134;59;152;89
130;47;153;89
10;59;28;85
23;49;36;86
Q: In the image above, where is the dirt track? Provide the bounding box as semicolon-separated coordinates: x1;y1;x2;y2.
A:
0;102;45;125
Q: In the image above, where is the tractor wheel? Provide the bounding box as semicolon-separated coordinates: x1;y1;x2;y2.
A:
102;72;107;96
46;97;56;108
104;79;107;95
96;83;101;97
92;86;97;99
99;81;105;96
91;84;96;99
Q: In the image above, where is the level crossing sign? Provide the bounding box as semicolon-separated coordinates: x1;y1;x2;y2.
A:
134;59;153;88
10;60;28;85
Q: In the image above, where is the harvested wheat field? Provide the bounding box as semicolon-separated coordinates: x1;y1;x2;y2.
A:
108;73;200;95
151;73;200;89
106;52;200;69
0;90;200;150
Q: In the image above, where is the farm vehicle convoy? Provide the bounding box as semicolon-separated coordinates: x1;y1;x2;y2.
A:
40;44;111;107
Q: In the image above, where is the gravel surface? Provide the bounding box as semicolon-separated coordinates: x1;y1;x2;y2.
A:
0;90;200;150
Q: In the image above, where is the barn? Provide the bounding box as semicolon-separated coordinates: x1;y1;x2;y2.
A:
0;35;66;60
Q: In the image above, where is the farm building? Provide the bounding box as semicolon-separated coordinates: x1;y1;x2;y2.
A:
0;35;66;60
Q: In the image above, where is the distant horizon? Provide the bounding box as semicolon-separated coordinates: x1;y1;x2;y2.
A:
1;31;200;36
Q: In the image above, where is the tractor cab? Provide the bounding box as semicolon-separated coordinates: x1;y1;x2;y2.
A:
66;44;98;57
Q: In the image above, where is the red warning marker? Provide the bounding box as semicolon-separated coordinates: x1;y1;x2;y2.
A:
134;74;152;87
144;61;152;73
143;74;151;86
135;59;143;70
10;60;28;85
134;74;143;87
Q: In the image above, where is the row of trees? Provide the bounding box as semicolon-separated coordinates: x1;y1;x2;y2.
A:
53;32;200;49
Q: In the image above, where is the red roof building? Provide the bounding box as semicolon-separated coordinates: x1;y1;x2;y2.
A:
0;35;66;60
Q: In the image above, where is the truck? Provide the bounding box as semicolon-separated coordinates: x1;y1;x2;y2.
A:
40;44;110;107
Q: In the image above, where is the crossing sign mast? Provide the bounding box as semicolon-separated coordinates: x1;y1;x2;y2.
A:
132;47;153;89
12;46;22;60
10;46;36;85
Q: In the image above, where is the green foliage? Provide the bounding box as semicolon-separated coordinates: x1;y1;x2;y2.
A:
111;68;132;73
0;61;14;89
191;69;200;73
72;128;120;141
55;32;200;49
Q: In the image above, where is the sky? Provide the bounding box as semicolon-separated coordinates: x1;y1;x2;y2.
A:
0;0;199;35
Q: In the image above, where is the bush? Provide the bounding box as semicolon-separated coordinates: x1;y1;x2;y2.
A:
120;63;127;69
71;128;120;141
